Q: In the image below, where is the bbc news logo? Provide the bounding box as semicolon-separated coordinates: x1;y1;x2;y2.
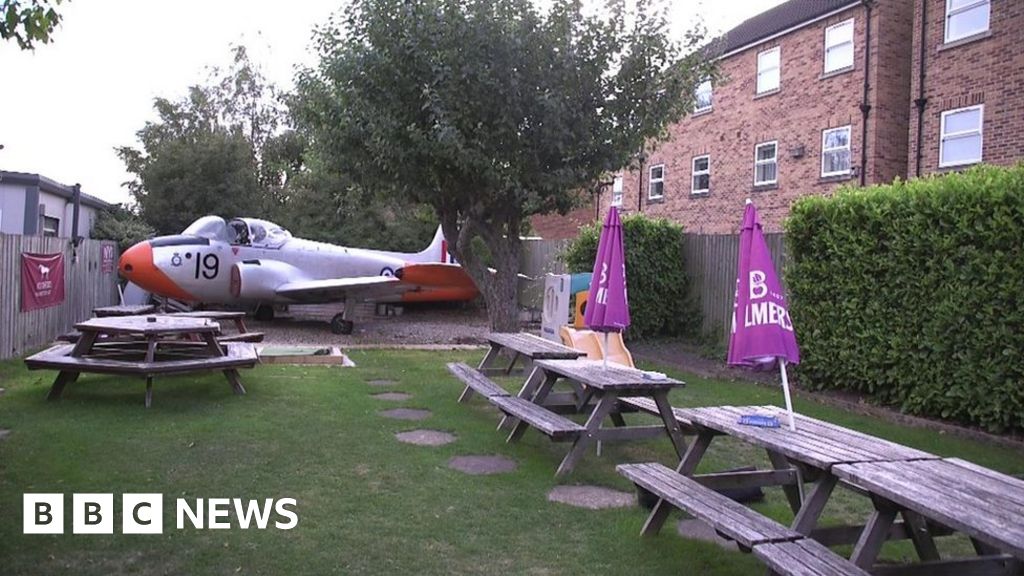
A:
24;494;298;534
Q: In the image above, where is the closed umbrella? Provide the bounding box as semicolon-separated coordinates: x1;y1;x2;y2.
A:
584;207;630;368
729;200;801;430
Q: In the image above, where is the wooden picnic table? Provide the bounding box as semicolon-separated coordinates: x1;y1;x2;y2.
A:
25;315;257;408
93;304;157;317
626;405;1024;574
167;310;264;342
504;358;687;477
833;457;1024;572
477;332;584;376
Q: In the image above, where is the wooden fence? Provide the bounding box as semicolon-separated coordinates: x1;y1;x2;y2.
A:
0;235;120;359
682;232;786;343
517;233;787;341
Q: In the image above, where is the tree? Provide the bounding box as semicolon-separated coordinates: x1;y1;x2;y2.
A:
91;204;156;253
1;0;66;49
117;46;288;234
293;0;714;330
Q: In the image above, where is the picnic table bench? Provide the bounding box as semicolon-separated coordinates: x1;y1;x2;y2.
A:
25;315;257;408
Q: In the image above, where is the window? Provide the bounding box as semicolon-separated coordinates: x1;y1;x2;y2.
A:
41;215;60;237
824;19;854;73
694;80;712;113
648;164;665;199
754;142;778;186
756;47;780;94
691;156;710;195
945;0;990;43
940;105;983;167
611;176;623;207
821;126;852;176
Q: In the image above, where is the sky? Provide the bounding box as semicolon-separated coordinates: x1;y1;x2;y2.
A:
0;0;787;205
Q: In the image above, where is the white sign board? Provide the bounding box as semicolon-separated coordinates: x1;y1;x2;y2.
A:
540;274;570;342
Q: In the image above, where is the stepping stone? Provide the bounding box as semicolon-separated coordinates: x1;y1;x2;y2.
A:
0;387;5;395
448;455;517;475
547;485;635;510
677;519;738;551
0;429;10;441
366;379;397;387
372;392;412;402
395;429;456;446
378;408;431;421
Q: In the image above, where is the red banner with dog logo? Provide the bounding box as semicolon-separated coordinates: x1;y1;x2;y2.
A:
21;253;65;311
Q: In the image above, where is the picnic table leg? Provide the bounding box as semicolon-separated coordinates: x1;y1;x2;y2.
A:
476;343;501;371
653;391;688;458
498;366;546;430
145;336;158;363
555;392;618;478
201;332;225;357
791;473;838;535
145;377;153;408
504;351;521;375
70;331;98;357
46;370;80;401
223;369;247;395
902;510;941;562
641;431;714;536
767;450;804;513
850;498;899;570
506;372;558;442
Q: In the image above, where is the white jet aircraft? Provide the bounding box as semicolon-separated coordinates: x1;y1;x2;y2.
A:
118;216;478;334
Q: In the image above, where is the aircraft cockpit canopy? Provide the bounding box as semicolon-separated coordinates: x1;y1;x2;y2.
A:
182;216;292;249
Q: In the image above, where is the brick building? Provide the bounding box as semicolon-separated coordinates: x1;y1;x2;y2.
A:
909;0;1024;177
532;0;1021;239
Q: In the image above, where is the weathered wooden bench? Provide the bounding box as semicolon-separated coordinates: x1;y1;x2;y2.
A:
490;396;584;441
618;462;870;575
449;362;510;402
26;342;259;377
754;539;871;576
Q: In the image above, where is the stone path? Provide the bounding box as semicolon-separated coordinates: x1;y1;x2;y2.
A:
447;455;517;475
372;392;412;401
395;429;456;446
547;485;635;510
378;408;432;421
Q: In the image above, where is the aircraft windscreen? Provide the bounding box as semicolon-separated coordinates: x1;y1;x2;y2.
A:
182;216;231;241
242;218;291;249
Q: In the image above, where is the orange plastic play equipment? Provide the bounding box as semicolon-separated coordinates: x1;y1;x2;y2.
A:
559;326;604;360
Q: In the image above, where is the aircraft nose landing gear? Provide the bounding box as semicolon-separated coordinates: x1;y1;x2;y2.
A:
330;314;354;335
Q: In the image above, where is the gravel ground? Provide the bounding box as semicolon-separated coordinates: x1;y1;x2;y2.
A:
250;303;491;347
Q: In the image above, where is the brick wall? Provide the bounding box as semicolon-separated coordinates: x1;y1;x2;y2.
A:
909;0;1024;176
603;1;918;234
530;205;596;240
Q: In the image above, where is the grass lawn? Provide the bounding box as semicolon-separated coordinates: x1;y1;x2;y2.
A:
0;349;1022;575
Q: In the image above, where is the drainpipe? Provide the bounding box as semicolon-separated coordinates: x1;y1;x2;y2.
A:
859;0;874;187
913;0;928;177
636;148;646;213
71;183;82;247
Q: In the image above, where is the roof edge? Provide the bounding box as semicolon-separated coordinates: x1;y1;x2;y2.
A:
716;1;861;60
0;171;112;209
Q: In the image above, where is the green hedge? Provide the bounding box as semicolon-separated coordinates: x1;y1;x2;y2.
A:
786;165;1024;432
563;214;699;340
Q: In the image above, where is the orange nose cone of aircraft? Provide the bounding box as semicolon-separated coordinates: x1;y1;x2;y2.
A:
119;241;195;301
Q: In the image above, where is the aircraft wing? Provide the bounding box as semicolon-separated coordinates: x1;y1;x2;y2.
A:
275;276;408;303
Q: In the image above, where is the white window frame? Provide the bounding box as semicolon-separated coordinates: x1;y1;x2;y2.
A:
756;47;781;94
648;164;665;200
754;142;778;186
945;0;990;43
611;175;623;207
939;104;984;168
821;126;853;177
824;19;855;73
691;155;710;195
694;80;713;113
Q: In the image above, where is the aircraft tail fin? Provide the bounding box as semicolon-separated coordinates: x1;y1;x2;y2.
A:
414;225;452;263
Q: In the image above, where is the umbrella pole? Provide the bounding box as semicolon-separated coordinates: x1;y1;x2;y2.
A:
780;359;796;431
603;332;609;369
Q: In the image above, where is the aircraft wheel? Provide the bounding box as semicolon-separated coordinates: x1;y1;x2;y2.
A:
330;314;354;335
254;304;275;322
